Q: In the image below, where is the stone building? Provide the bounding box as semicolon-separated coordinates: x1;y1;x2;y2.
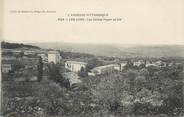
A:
65;61;87;72
2;64;12;73
48;51;61;64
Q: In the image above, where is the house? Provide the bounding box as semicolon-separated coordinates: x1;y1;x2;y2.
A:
2;49;22;55
37;53;48;63
2;56;17;61
133;60;145;67
145;61;157;67
12;50;23;53
11;50;24;56
154;60;167;67
88;64;117;76
119;61;128;71
24;50;36;55
21;57;40;69
65;61;87;72
145;60;167;68
114;64;121;71
1;59;22;73
48;51;61;64
2;64;12;73
1;59;20;73
63;72;82;86
168;62;174;67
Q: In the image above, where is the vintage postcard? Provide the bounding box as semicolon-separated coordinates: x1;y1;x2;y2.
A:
1;0;184;117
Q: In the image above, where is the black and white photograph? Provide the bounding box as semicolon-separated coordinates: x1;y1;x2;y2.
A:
1;0;184;117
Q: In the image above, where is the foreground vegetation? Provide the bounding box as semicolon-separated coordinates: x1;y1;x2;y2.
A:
2;59;184;117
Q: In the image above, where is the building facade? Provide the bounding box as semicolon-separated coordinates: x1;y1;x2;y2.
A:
89;64;117;76
2;64;12;73
24;51;36;55
119;61;128;71
37;53;48;63
48;51;61;64
2;56;17;61
133;60;145;67
65;61;87;72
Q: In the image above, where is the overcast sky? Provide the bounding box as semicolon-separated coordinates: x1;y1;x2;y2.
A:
2;0;184;45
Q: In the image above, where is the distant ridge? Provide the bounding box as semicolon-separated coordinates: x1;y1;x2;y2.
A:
1;41;40;49
30;42;184;58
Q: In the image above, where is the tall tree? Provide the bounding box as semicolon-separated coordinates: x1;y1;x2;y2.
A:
37;57;43;82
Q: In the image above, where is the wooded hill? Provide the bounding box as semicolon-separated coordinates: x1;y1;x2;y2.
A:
1;41;40;49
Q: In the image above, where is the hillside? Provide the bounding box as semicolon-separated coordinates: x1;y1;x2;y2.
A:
30;42;184;58
1;41;40;49
116;45;184;58
30;42;124;57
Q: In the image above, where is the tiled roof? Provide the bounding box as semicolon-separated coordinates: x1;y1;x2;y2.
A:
48;51;60;54
65;61;87;65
